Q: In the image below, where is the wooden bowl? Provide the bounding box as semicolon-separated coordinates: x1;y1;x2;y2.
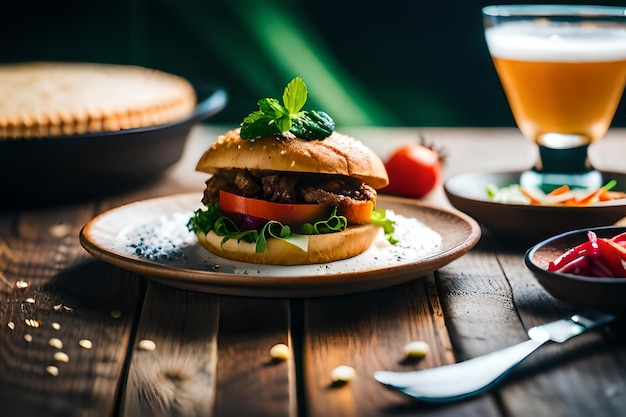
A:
524;225;626;311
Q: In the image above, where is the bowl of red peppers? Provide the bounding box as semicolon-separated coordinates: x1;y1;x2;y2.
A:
525;226;626;311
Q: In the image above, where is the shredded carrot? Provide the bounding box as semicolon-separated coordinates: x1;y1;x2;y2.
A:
574;188;605;205
487;180;626;206
547;184;570;196
602;190;626;201
519;187;541;204
523;183;624;206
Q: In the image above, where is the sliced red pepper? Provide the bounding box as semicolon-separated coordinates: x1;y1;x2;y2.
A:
594;238;626;277
586;231;602;259
550;230;626;278
599;239;626;278
605;238;626;257
551;254;590;275
548;241;591;272
610;231;626;244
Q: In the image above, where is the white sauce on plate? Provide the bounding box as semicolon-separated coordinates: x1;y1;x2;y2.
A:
116;210;442;276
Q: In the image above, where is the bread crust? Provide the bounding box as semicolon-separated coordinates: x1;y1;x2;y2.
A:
195;224;381;265
195;128;389;189
0;62;196;139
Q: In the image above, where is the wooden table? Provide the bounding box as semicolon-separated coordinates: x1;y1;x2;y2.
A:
1;125;625;417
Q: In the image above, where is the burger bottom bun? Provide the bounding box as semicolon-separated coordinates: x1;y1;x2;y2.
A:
195;224;381;265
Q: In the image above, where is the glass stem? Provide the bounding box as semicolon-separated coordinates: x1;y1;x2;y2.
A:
521;145;603;192
536;145;592;173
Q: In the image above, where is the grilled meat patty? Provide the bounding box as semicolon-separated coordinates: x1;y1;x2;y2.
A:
202;168;377;210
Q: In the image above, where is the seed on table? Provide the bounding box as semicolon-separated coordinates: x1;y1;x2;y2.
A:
49;223;71;238
404;340;429;358
46;365;59;376
49;338;63;349
78;339;93;349
24;318;40;328
331;365;356;383
138;339;156;351
269;343;290;361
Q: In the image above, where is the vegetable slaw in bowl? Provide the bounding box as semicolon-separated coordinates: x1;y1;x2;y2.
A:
444;170;626;243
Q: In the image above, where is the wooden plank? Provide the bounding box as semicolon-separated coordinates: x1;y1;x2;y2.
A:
0;126;217;417
121;282;219;417
214;296;293;417
500;347;626;417
0;203;144;416
430;233;525;415
300;277;500;417
121;287;292;417
436;234;528;359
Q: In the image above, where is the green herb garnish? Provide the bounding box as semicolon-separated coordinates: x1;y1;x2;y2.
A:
188;203;345;253
239;77;335;140
371;209;397;244
300;207;347;235
187;204;399;253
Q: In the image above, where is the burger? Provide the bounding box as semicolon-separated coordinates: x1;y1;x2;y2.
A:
187;77;394;265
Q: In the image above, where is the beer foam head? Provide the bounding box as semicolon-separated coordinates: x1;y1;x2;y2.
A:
485;22;626;62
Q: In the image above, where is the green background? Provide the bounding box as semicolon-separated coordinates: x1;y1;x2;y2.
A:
3;0;626;129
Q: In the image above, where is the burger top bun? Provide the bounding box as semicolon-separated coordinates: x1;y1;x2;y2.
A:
195;128;389;189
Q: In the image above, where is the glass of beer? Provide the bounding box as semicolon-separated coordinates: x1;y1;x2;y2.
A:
483;5;626;191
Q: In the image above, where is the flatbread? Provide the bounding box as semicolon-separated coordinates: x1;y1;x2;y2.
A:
0;62;196;139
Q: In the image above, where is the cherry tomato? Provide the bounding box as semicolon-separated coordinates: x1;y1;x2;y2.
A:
380;143;441;199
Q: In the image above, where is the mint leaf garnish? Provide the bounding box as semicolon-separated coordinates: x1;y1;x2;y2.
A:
240;77;335;140
283;77;307;114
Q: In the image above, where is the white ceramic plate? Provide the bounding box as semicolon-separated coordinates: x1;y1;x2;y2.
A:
80;193;481;297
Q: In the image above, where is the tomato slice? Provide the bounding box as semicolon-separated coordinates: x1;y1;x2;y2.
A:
339;200;375;224
219;190;331;225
